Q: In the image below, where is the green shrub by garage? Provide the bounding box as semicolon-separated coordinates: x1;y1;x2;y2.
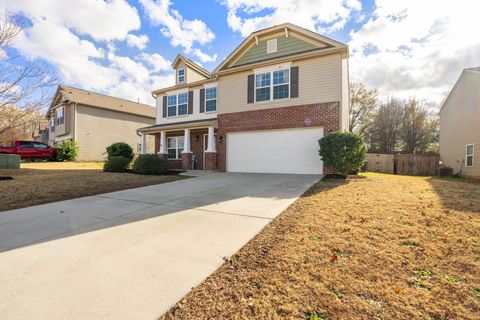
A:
132;154;168;175
319;132;367;177
103;156;131;172
106;142;134;161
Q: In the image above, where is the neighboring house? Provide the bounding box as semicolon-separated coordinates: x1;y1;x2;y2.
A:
138;23;349;174
439;67;480;177
48;85;155;161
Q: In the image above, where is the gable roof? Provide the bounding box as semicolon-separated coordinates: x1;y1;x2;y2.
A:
172;54;212;79
48;85;155;118
439;67;480;113
213;23;348;74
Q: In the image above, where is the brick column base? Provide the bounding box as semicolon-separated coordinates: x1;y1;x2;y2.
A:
181;152;193;170
204;152;217;171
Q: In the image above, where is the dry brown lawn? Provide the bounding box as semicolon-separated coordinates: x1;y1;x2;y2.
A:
0;162;183;212
162;173;480;320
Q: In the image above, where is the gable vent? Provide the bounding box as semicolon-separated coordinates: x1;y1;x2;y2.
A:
267;39;277;54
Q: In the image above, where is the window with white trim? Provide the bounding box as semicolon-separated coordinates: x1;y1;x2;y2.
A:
177;68;185;83
255;68;289;102
167;92;188;117
466;144;474;167
205;87;217;112
56;107;64;125
167;136;184;159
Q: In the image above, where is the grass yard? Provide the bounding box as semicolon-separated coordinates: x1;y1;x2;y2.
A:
0;162;183;212
162;173;480;320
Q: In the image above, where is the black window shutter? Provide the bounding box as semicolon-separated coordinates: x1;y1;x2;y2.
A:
290;66;299;98
162;96;167;117
247;74;254;103
188;91;193;114
199;89;205;113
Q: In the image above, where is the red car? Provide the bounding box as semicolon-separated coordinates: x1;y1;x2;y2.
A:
0;140;57;160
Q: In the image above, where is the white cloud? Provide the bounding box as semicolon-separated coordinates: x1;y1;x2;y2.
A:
141;53;171;72
126;34;149;50
220;0;362;36
192;49;218;63
349;0;480;104
139;0;216;56
0;0;140;41
0;0;174;104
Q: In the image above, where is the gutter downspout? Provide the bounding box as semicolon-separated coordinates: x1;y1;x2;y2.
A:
73;102;78;141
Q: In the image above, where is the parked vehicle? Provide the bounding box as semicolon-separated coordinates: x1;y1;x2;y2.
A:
0;140;56;160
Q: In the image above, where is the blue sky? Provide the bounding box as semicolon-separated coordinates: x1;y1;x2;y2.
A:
1;0;479;106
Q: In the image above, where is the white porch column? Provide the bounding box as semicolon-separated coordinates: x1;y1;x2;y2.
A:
206;126;216;152
158;131;167;154
183;128;192;153
140;133;147;154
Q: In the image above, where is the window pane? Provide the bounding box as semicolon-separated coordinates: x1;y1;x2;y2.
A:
467;145;474;156
34;143;47;149
273;84;289;99
178;69;185;76
206;99;216;112
177;136;184;148
178;104;188;115
273;69;289;85
178;93;188;104
168;149;177;159
167;105;176;117
205;87;216;99
467;156;474;166
255;72;270;87
167;95;176;106
167;137;176;148
20;141;33;147
256;87;270;101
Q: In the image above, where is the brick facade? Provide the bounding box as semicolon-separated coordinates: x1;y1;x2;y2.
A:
216;102;340;172
204;152;217;171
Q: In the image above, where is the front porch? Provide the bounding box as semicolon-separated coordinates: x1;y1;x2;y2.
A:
138;119;218;171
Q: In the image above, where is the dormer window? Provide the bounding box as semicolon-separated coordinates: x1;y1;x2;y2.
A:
177;68;185;83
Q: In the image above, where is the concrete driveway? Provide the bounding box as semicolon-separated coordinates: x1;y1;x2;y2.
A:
0;172;320;319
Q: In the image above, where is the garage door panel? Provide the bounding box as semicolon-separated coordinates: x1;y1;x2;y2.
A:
226;128;323;174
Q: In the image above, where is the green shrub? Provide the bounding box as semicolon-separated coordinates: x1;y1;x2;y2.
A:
106;142;134;161
319;132;367;177
56;140;79;161
103;156;131;172
132;154;168;175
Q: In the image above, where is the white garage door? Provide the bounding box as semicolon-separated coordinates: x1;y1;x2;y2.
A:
227;127;323;174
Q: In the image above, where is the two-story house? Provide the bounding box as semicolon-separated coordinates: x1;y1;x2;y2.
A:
48;85;156;161
138;23;349;174
439;67;480;177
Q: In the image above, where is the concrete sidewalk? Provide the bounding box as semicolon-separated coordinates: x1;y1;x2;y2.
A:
0;173;320;319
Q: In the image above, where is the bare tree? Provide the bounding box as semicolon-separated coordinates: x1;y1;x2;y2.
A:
0;13;57;139
400;99;439;153
349;82;378;137
367;98;403;154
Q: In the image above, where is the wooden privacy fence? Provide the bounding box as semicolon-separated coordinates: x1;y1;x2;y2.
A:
365;153;440;176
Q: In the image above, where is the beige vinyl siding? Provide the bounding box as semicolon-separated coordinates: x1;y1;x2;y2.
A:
176;61;207;84
440;70;480;177
233;35;320;67
218;53;342;114
75;105;155;161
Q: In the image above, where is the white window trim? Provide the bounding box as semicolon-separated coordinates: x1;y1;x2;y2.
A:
166;91;189;118
177;68;185;83
254;68;290;103
167;136;184;160
204;86;217;113
466;144;474;167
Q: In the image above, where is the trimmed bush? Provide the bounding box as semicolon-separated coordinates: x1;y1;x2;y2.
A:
103;156;131;172
106;142;134;161
319;132;367;177
56;140;79;161
132;154;168;175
